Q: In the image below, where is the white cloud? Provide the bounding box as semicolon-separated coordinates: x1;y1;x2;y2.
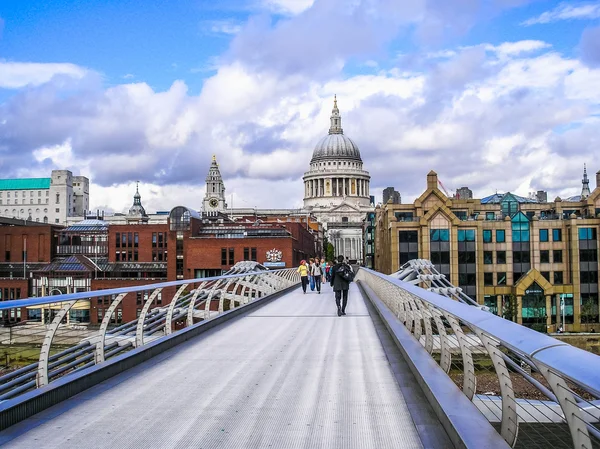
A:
3;38;600;210
522;2;600;26
203;19;244;35
485;40;551;56
0;61;89;89
261;0;316;15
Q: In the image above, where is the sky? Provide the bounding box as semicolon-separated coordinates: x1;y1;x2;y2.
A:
1;0;600;213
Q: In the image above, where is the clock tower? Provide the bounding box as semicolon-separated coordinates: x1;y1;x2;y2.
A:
202;155;227;213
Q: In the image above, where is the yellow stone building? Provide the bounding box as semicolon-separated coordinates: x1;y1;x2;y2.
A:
375;169;600;332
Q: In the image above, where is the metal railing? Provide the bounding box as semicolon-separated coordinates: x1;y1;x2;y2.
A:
357;266;600;449
0;262;299;401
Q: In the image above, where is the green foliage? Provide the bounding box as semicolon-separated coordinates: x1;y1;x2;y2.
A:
502;294;518;322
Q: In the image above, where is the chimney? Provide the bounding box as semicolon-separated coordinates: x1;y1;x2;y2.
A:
597;170;600;189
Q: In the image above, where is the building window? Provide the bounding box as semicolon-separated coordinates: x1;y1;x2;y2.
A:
97;308;103;322
541;271;550;282
244;247;249;260
552;229;562;242
56;193;60;204
553;250;562;263
399;230;419;265
540;250;550;264
158;232;164;247
497;272;506;285
513;272;524;283
116;233;121;248
121;233;126;247
251;247;257;261
457;229;475;242
485;212;495;220
496;251;506;264
152;233;157;247
578;227;597;240
483;230;492;243
228;248;234;265
539;229;549;242
55;208;60;213
553;271;563;284
134;233;139;247
484;272;494;285
116;252;120;261
483;251;493;264
221;248;227;265
430;229;450;242
496;230;505;243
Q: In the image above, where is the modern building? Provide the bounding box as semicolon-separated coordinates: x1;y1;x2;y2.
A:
455;187;473;200
383;187;401;205
375;168;600;332
0;170;89;225
302;96;373;262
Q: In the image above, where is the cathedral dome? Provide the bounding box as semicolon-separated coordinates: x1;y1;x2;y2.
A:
310;95;362;163
311;134;362;162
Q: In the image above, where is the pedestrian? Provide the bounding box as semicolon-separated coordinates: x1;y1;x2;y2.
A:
325;261;331;282
330;255;354;316
308;258;316;291
311;257;323;294
297;260;309;294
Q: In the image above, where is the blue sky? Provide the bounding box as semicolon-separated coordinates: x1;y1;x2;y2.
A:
1;0;600;212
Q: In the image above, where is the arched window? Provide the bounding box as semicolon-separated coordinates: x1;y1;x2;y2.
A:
43;216;48;223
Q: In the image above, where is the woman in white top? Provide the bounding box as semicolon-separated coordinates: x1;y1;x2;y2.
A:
311;257;323;294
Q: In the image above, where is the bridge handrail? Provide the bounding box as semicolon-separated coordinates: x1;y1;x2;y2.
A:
0;268;290;311
0;263;300;409
360;267;600;396
357;267;600;449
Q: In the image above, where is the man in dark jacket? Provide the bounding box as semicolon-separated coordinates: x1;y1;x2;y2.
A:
329;255;353;316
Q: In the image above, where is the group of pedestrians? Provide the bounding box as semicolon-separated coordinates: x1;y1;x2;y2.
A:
297;255;354;317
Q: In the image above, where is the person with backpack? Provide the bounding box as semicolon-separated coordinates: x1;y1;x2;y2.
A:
329;255;354;316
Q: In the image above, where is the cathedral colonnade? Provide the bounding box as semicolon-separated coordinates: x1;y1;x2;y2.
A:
304;177;370;198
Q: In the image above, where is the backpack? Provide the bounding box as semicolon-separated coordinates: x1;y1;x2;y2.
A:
338;264;355;282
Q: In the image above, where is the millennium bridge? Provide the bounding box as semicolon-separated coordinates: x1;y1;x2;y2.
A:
0;261;598;448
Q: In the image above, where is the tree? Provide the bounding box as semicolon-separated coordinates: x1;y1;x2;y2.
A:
502;294;518;322
323;236;335;262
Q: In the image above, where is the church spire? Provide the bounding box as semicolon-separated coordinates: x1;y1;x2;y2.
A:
128;181;147;219
582;163;591;199
328;95;343;135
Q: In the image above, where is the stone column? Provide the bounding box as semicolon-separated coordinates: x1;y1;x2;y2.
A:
546;295;552;331
517;295;523;325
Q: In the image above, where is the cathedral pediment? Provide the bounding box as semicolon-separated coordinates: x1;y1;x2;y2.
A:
329;202;361;213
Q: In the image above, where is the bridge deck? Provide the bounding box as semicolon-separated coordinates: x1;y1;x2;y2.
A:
0;284;449;448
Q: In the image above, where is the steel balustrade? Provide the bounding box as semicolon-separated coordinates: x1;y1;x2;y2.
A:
0;262;300;401
356;266;600;449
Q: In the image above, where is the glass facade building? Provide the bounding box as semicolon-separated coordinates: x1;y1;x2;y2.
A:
375;170;600;331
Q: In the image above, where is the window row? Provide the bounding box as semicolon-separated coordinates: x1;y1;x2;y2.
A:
539;228;562;242
152;232;166;248
221;248;235;265
116;232;139;248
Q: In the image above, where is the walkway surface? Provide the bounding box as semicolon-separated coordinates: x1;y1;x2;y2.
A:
0;284;448;448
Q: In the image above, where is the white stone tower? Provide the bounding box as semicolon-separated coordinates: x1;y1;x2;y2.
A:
202;155;227;213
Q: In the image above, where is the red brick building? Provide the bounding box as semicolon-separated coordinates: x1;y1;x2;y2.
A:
0;208;317;325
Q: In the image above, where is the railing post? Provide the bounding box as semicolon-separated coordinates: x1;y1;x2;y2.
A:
535;363;592;449
474;330;518;447
95;293;128;364
37;300;77;387
441;312;476;400
164;284;189;336
135;288;163;347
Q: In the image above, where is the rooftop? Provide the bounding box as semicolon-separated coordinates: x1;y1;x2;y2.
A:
0;178;51;190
